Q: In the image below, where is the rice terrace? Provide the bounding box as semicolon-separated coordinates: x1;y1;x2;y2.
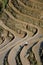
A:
0;0;43;65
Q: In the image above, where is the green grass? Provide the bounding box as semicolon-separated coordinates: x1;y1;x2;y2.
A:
0;0;8;12
2;0;8;8
0;0;9;15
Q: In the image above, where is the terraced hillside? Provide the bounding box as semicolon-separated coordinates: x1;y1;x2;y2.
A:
0;0;43;65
